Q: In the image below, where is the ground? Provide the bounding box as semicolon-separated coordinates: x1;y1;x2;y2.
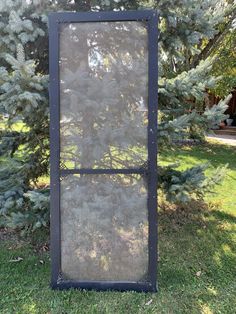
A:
207;134;236;146
0;140;235;314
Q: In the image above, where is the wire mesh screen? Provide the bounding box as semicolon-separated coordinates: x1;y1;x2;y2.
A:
60;174;149;281
59;21;148;169
58;19;151;284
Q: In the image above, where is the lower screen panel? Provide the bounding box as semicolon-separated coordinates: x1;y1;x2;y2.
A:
60;174;148;282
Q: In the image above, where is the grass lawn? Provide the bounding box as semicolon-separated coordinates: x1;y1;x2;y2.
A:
0;140;236;314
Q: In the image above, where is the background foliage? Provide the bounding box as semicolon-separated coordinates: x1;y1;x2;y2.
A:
0;0;235;233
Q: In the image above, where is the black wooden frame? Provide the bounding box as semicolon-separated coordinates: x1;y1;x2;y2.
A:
49;10;158;292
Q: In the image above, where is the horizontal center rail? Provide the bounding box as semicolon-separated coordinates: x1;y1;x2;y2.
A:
60;168;148;176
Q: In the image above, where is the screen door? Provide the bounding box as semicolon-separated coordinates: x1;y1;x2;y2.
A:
49;10;158;292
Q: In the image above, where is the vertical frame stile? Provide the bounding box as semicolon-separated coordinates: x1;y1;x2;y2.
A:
147;11;158;292
49;15;61;288
49;10;158;292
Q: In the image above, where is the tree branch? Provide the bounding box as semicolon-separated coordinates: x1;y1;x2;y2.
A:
190;6;236;68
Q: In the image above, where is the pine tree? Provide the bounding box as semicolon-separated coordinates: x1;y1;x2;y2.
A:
0;0;234;233
154;0;235;201
0;0;49;232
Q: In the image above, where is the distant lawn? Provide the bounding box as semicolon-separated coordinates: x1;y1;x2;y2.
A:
0;119;29;132
160;139;236;215
0;140;236;313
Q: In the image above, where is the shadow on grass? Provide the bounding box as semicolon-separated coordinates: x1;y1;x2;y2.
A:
0;200;235;313
158;200;236;313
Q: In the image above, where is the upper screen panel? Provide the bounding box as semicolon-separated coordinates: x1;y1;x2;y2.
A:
59;21;148;169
